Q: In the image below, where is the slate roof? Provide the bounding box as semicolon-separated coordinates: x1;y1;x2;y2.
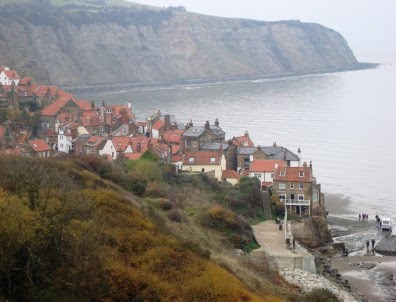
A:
210;125;225;137
237;146;299;161
183;126;205;137
201;142;229;151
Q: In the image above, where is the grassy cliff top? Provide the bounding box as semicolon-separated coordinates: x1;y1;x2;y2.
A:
0;0;160;9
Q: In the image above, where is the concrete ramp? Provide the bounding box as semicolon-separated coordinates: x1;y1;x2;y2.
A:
252;221;316;273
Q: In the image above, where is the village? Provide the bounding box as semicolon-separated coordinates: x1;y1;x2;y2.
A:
0;65;322;217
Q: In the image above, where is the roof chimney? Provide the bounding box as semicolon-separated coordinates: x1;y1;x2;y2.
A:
128;100;132;109
215;118;219;127
91;100;95;109
244;131;249;137
309;161;312;169
273;142;277;147
257;145;262;151
205;120;210;130
303;161;308;167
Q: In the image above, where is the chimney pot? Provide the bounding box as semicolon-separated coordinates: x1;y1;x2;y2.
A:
273;142;277;147
205;120;210;129
215;118;219;126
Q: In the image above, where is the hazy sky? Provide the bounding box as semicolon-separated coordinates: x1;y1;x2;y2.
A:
128;0;396;61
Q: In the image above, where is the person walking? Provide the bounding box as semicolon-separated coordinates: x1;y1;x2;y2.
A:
292;238;296;250
366;240;370;252
359;213;361;221
372;239;375;249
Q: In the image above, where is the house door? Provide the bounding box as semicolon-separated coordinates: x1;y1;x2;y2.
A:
296;206;300;215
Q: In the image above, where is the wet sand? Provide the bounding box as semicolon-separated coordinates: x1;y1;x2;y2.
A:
332;256;396;302
322;194;396;301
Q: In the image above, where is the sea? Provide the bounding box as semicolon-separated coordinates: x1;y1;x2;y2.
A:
76;56;396;224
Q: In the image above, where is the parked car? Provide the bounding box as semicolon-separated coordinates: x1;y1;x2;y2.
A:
381;218;392;231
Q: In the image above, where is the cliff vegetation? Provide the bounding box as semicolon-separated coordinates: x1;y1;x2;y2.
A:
0;154;298;301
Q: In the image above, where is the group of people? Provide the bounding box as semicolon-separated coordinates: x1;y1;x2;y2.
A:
359;213;369;221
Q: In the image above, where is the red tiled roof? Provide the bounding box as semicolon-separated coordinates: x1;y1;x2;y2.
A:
87;136;103;146
152;119;165;131
3;70;20;79
76;100;93;111
183;151;222;165
43;128;57;137
19;76;32;85
0;126;5;139
232;134;254;147
170;144;181;155
29;139;51;152
222;170;240;179
172;155;183;162
273;166;312;182
16;132;30;145
163;129;185;144
41;96;76;116
112;136;131;152
250;160;285;172
261;182;273;187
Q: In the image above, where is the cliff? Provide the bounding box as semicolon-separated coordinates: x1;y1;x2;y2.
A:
0;0;362;88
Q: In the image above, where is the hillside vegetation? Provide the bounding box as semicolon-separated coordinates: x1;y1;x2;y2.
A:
0;0;361;88
0;154;298;301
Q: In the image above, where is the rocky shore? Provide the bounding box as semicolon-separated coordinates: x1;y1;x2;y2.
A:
281;268;358;302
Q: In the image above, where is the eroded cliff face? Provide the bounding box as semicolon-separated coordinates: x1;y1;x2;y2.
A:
0;2;359;87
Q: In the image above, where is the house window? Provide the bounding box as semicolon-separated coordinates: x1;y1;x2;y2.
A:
299;183;304;189
254;173;261;179
210;157;216;163
290;183;294;189
280;170;286;176
189;158;194;163
279;194;286;200
299;171;305;177
298;194;305;201
244;158;250;166
100;126;104;132
279;183;286;190
313;192;319;202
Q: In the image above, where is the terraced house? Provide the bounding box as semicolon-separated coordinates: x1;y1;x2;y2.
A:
272;162;321;217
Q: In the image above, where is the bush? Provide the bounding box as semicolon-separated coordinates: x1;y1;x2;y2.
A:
299;288;340;302
271;195;285;218
167;210;182;223
157;199;173;211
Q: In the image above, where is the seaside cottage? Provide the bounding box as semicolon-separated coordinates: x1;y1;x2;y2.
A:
28;139;51;158
182;150;226;181
222;169;240;185
272;162;321;217
249;159;285;190
182;119;226;152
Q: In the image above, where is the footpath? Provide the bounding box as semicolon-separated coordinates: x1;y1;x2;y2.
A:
252;220;358;302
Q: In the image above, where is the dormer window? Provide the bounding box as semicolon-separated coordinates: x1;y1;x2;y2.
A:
189;158;194;163
210;157;216;163
280;170;286;176
299;171;305;177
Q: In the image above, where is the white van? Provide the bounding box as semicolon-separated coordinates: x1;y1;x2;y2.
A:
381;218;392;231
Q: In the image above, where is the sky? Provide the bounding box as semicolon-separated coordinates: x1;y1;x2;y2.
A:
128;0;396;61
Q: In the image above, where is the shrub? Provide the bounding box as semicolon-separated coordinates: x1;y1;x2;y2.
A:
201;206;241;230
157;199;174;211
167;210;182;223
271;195;285;218
299;288;340;302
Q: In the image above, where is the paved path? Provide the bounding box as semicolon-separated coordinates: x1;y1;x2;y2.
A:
261;192;272;220
252;220;316;272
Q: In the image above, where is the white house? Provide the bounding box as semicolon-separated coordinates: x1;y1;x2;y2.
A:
0;68;20;86
249;159;286;189
58;124;77;153
182;151;226;181
98;139;117;160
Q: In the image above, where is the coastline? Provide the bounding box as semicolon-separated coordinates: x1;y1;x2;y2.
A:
323;195;396;302
68;62;378;95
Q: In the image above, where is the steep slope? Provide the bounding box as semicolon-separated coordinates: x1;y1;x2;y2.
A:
0;0;361;88
0;155;289;301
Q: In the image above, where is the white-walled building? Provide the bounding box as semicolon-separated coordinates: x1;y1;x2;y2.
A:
182;151;226;181
98;139;117;160
249;159;286;189
0;68;20;86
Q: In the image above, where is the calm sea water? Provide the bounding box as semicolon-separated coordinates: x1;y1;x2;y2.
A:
77;58;396;221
